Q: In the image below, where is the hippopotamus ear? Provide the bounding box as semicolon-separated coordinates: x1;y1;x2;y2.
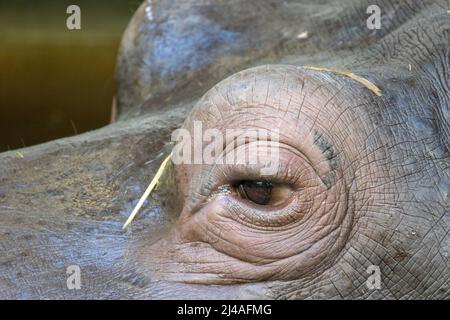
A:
115;0;310;120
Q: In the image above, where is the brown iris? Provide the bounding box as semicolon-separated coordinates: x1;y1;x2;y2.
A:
236;181;273;205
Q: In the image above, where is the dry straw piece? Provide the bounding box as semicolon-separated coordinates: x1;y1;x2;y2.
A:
122;153;172;229
303;66;382;96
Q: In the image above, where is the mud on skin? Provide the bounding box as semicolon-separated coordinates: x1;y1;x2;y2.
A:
0;0;449;299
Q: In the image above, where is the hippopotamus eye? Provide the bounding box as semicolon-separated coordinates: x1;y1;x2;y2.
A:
235;181;272;205
234;181;293;206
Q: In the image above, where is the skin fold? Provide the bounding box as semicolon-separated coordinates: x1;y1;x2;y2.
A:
0;0;448;299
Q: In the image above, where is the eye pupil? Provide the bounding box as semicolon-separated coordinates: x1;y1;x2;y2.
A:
237;181;273;205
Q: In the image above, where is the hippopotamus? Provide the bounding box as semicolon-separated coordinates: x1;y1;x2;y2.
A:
0;0;448;299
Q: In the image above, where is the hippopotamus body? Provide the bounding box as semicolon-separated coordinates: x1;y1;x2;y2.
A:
0;0;448;299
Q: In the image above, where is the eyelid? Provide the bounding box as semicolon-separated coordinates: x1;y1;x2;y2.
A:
220;188;309;229
183;144;321;218
207;141;312;185
235;184;294;208
188;161;320;228
208;158;311;195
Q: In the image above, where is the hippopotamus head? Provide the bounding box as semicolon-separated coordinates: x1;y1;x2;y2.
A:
0;0;448;299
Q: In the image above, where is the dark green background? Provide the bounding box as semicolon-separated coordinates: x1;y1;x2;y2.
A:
0;0;141;152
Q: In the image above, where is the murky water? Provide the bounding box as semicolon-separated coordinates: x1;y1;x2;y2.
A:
0;0;140;152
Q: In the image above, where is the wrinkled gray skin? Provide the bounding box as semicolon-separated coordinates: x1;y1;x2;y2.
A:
0;0;449;299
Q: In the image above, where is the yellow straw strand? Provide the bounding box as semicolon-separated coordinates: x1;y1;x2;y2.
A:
122;153;172;229
303;66;382;96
